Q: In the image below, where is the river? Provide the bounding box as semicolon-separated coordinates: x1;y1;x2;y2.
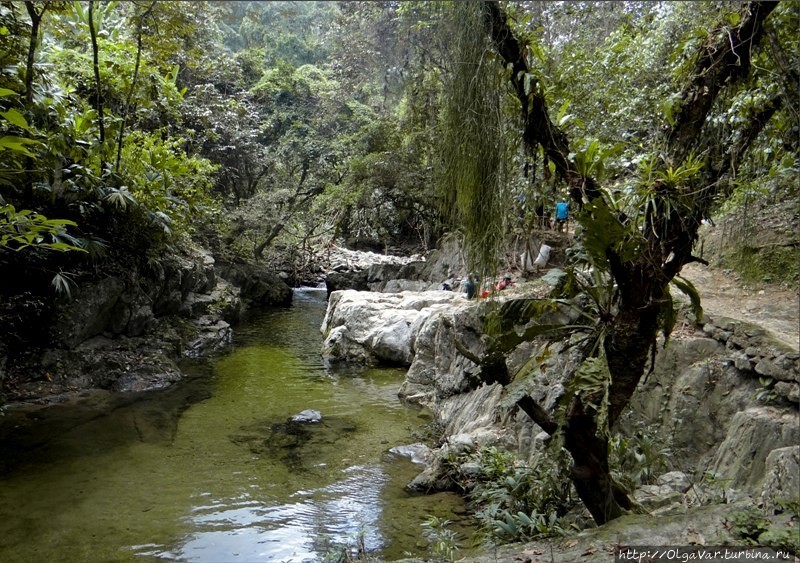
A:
0;288;468;561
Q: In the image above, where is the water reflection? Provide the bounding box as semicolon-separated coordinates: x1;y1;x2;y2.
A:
158;464;390;561
0;288;469;561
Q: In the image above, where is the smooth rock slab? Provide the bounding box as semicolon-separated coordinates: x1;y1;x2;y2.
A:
388;443;432;465
321;290;464;366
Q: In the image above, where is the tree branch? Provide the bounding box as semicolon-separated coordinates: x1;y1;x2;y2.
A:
88;1;105;147
667;1;778;162
516;395;558;435
482;1;601;204
24;1;49;105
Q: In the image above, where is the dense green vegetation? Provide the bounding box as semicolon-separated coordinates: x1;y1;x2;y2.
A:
2;1;795;288
0;0;796;538
0;2;442;281
0;1;448;357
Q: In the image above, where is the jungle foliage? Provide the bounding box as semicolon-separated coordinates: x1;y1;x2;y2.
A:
0;2;447;285
0;1;450;353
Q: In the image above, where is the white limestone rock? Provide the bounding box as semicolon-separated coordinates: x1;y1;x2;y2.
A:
320;289;463;366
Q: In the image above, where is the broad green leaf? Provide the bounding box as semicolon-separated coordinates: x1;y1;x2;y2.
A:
42;219;78;227
48;242;85;252
0;109;31;131
569;356;610;398
556;99;571;124
73;1;87;25
0;136;38;157
578;198;638;266
528;43;546;64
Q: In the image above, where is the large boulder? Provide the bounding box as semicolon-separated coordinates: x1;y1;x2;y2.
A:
709;407;800;490
399;299;487;402
2;238;299;402
417;232;465;284
319;262;799;507
51;276;126;347
321;290;463;366
151;246;217;316
626;319;799;494
215;260;292;307
324;258;432;294
325;269;369;294
50;247;244;349
760;446;800;508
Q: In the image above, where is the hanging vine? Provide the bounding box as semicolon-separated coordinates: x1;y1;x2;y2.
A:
436;2;510;282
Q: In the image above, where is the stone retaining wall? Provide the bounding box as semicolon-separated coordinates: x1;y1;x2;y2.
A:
701;315;799;403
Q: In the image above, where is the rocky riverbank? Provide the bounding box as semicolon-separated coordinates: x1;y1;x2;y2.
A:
0;242;293;403
319;246;799;558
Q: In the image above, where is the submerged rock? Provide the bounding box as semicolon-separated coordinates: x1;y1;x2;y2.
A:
230;415;357;470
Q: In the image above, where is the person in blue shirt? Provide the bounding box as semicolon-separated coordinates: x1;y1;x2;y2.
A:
555;200;569;232
464;273;478;299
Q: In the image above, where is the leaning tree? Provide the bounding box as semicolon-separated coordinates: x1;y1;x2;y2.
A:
441;0;783;524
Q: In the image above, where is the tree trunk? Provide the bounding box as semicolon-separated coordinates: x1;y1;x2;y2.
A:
254;222;285;259
88;1;105;147
563;398;629;523
23;2;45;105
115;3;155;170
253;163;323;260
22;2;49;203
482;1;601;204
667;1;778;162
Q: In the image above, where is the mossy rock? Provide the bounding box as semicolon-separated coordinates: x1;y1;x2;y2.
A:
720;245;800;290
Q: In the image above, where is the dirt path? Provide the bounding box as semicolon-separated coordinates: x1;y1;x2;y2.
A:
679;262;799;351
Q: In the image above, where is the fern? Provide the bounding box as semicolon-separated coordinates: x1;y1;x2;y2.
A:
103;186;138;209
576;197;641;269
51;271;77;299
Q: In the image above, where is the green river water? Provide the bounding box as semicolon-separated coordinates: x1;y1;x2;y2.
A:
0;288;469;561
